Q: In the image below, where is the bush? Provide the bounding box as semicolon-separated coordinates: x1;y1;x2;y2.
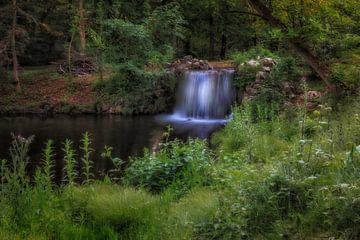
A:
104;19;152;66
124;139;213;194
231;46;277;66
330;62;360;92
93;63;178;114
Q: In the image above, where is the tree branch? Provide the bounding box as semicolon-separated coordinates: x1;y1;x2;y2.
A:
17;7;63;37
227;10;265;19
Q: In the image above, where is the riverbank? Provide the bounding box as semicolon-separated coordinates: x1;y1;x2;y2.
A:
0;61;237;116
0;66;97;115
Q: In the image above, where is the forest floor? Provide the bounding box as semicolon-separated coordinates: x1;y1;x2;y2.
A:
0;66;98;114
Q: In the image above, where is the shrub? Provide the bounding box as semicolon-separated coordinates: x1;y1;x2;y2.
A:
124;139;213;194
231;46;277;66
93;63;178;114
330;62;360;92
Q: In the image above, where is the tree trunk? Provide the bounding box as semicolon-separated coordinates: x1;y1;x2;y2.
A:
68;31;75;81
79;0;86;55
247;0;335;92
220;33;227;59
11;0;20;92
220;1;228;59
209;15;215;60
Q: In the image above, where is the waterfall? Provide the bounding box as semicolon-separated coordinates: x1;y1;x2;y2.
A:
173;69;235;120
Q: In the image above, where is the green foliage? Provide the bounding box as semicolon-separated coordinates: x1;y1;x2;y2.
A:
148;2;186;47
231;46;277;66
209;100;360;239
62;139;77;185
81;132;94;184
93;63;178;114
41;140;55;188
104;19;152;66
330;62;360;92
86;184;160;227
1;100;360;239
124;138;213;194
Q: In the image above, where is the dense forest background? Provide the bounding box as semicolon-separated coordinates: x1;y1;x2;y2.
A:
1;0;359;89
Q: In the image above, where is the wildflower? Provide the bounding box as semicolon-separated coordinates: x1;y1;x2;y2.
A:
307;176;317;180
298;160;305;164
299;139;306;145
357;145;360;154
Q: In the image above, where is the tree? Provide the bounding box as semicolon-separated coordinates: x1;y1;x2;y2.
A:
11;0;20;92
244;0;353;91
78;0;86;55
1;0;63;92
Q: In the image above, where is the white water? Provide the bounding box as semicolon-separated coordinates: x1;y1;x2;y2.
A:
172;69;235;121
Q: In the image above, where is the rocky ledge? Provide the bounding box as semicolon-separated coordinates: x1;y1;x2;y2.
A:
241;57;277;102
167;55;213;73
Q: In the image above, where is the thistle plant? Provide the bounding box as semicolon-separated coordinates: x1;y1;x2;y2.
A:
42;140;55;187
9;134;34;186
63;139;77;185
81;132;94;184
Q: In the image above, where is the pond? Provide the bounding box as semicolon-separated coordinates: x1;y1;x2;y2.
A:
0;115;225;182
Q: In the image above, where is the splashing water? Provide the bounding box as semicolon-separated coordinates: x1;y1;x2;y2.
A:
173;69;236;120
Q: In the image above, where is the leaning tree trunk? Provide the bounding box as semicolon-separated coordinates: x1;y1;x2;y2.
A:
11;0;20;92
247;0;336;92
79;0;86;55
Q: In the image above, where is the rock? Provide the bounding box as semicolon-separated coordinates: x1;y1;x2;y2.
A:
282;81;293;94
256;71;266;80
183;55;193;62
262;66;271;72
239;56;279;103
260;57;276;67
307;91;323;100
247;60;260;67
254;78;261;84
192;62;200;69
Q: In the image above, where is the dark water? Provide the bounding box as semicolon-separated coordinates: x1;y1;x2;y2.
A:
0;115;224;182
0;69;235;182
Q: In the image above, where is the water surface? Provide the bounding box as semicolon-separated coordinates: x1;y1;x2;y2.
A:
0;115;224;182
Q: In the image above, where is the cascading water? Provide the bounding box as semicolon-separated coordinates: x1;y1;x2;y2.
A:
173;69;236;120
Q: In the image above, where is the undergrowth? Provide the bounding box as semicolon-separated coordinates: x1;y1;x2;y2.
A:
0;96;359;239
